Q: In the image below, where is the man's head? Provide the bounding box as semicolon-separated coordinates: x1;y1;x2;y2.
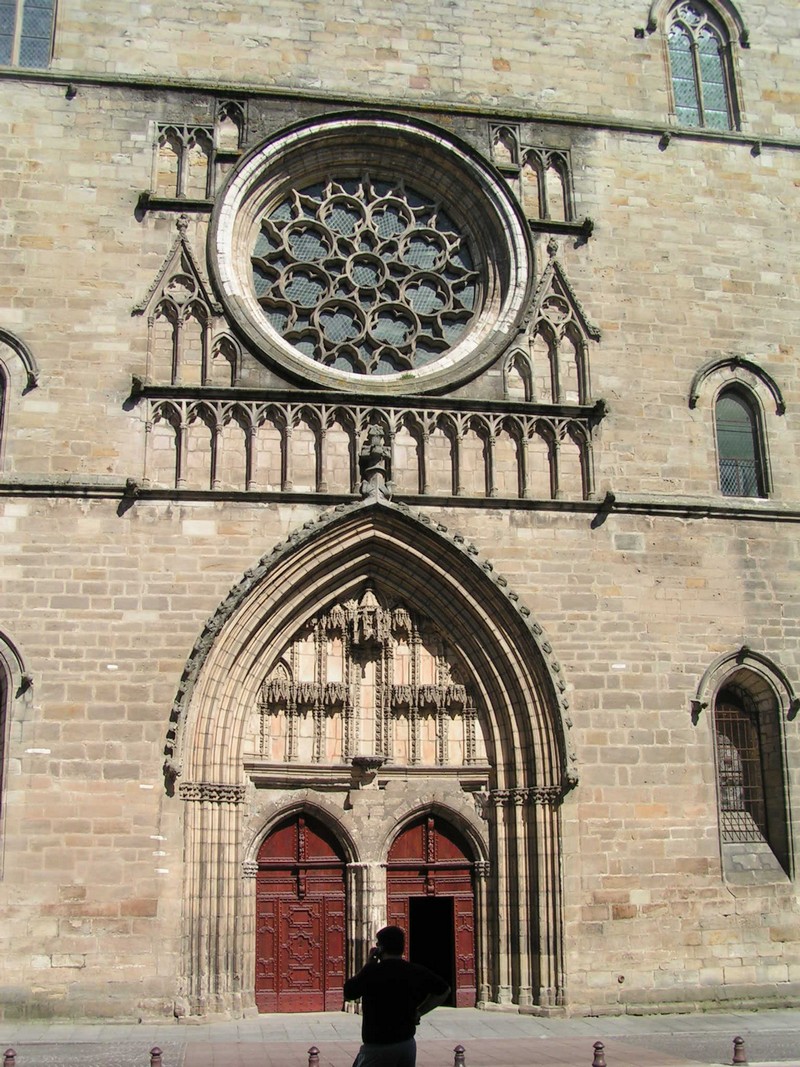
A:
376;925;405;956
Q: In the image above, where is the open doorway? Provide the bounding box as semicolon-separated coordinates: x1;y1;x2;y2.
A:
387;814;477;1006
409;896;455;1004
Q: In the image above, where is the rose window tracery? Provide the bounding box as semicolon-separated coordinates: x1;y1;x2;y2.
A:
251;177;479;375
210;114;533;395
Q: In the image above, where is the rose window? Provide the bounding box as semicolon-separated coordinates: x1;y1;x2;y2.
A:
210;115;533;395
250;178;479;376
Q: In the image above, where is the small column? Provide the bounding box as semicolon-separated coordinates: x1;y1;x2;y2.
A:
513;789;532;1007
473;860;491;1004
490;790;513;1002
245;423;256;491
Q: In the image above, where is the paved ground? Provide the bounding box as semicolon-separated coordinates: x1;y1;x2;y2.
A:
1;1007;799;1067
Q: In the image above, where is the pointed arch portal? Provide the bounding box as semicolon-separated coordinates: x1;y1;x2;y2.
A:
387;814;477;1007
170;499;576;1015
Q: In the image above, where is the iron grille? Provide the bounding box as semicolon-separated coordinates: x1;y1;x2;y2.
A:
719;457;759;497
715;704;767;843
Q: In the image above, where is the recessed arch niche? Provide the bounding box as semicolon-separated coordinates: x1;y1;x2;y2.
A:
170;498;576;1016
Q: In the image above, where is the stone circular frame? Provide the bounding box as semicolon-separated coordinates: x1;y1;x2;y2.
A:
209;112;534;396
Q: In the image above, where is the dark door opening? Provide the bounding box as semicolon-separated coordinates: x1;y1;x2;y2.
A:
409;896;455;1005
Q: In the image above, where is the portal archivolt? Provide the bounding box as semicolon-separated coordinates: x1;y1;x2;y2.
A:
171;499;576;1016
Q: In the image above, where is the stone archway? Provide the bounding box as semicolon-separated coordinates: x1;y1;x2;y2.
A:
170;498;576;1015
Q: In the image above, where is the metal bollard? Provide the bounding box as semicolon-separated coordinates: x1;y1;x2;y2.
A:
308;1046;320;1067
3;1050;16;1067
453;1044;466;1067
150;1047;163;1067
732;1036;747;1065
592;1041;607;1067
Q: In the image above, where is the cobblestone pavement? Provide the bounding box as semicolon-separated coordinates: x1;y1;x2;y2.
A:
1;1007;798;1067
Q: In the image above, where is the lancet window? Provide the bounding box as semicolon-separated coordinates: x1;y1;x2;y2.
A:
666;1;738;130
0;0;55;67
715;387;766;498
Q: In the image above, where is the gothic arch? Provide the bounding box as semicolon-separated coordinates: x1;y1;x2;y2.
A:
244;791;361;868
169;498;574;791
691;646;799;723
691;647;796;880
171;497;575;1015
379;795;488;866
646;0;748;45
689;355;785;415
0;330;39;470
0;329;39;392
0;629;33;877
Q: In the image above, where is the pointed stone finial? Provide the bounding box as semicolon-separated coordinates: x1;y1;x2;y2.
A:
176;213;190;236
547;236;559;258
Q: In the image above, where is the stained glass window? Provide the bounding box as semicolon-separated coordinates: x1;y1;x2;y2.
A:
667;2;736;130
0;0;55;67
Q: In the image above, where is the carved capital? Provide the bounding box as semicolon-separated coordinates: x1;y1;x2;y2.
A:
178;781;246;804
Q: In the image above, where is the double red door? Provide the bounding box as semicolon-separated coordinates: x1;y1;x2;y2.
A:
255;814;346;1012
387;815;477;1007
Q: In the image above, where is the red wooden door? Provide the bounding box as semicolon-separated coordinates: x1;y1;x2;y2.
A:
256;813;346;1012
387;815;477;1007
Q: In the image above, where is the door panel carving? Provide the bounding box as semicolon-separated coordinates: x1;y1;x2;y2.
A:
256;813;346;1013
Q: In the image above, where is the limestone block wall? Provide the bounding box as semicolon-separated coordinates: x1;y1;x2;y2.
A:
0;82;798;499
42;1;800;137
0;494;799;1016
1;0;798;1023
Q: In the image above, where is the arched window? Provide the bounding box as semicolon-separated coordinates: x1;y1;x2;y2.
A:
715;388;765;498
713;682;790;878
715;693;767;843
666;2;738;130
0;0;56;67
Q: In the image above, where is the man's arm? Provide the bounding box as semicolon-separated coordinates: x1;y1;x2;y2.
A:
416;985;450;1018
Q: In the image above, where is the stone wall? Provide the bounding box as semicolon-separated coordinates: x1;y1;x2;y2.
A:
1;493;799;1016
42;1;800;137
0;0;798;1022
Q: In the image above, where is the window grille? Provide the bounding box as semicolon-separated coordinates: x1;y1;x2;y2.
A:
715;701;767;843
667;2;736;130
715;390;764;498
0;0;55;68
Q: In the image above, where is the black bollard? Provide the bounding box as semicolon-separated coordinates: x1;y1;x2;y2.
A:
454;1044;466;1067
592;1041;607;1067
150;1047;163;1067
3;1050;15;1067
732;1036;747;1065
308;1046;320;1067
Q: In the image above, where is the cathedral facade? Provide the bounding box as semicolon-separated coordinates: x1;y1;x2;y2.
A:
1;0;799;1020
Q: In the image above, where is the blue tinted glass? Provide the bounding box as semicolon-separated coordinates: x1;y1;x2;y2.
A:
698;28;730;129
19;0;54;67
668;26;700;126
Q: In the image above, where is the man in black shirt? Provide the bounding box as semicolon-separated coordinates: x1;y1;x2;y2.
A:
344;925;450;1067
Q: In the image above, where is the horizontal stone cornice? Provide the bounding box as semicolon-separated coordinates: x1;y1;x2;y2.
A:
1;478;800;523
1;69;797;154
